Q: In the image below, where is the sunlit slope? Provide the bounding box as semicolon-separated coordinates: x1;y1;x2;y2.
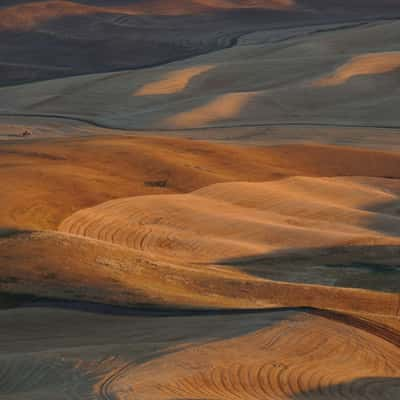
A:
0;306;398;400
0;135;290;230
119;312;400;400
2;136;400;231
1;230;399;314
59;176;400;264
2;20;400;129
313;52;400;87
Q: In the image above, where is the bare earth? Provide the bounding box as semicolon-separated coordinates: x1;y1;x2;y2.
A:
0;1;400;399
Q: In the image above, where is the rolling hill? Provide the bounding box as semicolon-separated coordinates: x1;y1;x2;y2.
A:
1;2;400;399
1;0;399;85
1;18;399;130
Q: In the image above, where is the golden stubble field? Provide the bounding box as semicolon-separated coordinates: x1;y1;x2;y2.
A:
0;2;400;399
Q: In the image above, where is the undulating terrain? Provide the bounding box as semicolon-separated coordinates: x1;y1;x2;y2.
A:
1;0;399;86
1;1;399;399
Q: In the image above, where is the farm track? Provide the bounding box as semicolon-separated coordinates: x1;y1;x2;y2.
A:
310;309;400;348
2;112;400;133
99;360;137;400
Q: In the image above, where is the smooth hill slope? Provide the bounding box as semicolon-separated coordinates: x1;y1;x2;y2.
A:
117;311;400;400
1;227;399;398
1;0;397;31
2;115;400;150
2;19;399;129
0;0;311;85
2;139;400;398
59;176;400;264
0;0;296;30
313;52;400;87
1;307;398;400
2;136;400;231
1;229;399;315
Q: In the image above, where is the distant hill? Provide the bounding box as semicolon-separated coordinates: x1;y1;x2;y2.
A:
1;0;398;86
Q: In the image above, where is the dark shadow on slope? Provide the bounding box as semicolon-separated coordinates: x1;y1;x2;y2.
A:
0;228;32;238
0;303;303;362
290;377;400;399
217;244;400;293
2;2;399;86
0;8;312;86
0;289;312;315
366;197;400;237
